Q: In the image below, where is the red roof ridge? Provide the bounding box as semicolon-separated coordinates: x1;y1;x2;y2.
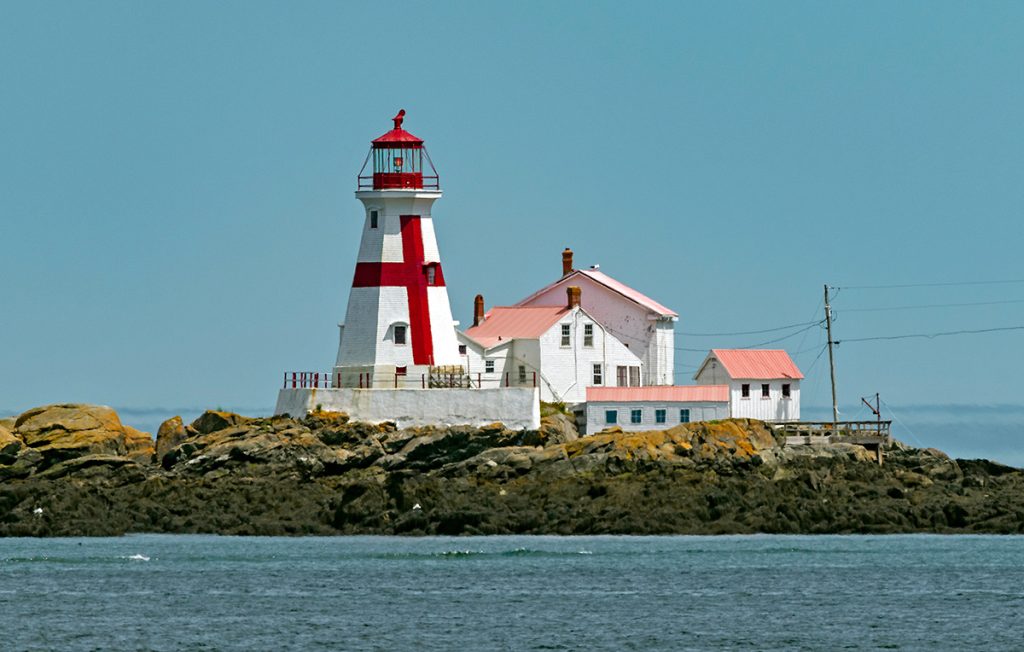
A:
515;268;677;317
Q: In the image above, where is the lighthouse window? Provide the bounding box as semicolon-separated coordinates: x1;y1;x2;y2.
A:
518;365;527;383
426;266;436;285
583;324;594;347
394;325;407;345
561;324;571;347
370;210;378;229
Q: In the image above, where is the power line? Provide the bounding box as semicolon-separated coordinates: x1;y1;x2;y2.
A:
837;279;1024;290
796;343;829;377
680;320;822;337
793;296;824;356
838;298;1024;313
792;341;826;355
600;320;822;353
879;398;927;448
837;325;1024;344
741;321;823;349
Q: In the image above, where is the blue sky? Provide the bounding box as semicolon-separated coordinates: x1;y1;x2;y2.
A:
2;2;1022;461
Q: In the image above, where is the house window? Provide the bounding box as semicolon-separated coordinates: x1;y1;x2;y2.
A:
741;383;750;399
369;210;378;229
655;409;666;424
605;410;617;424
782;383;791;398
679;409;690;423
617;366;628;387
485;359;495;374
762;383;770;399
518;365;527;383
629;366;640;387
459;344;467;355
394;325;407;345
583;324;594;347
630;409;642;424
592;363;603;385
561;324;571;346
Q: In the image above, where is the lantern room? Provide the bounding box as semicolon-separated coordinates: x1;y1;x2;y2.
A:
358;110;440;190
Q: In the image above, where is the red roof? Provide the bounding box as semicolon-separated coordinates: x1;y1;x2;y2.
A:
463;306;570;348
579;269;677;317
372;128;424;146
586;385;729;403
515;269;677;318
702;349;804;380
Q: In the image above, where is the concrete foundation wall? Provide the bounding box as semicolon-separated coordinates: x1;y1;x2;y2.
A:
275;386;540;430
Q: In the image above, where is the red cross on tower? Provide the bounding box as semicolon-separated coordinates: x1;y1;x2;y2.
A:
351;215;445;366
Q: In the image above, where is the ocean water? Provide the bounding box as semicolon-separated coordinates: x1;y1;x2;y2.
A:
1;535;1022;651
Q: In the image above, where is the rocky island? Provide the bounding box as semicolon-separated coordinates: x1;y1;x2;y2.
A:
0;404;1021;536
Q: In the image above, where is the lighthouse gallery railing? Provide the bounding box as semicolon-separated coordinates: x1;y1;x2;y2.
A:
282;371;537;390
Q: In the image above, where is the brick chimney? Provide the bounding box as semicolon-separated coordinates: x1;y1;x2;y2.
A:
566;286;582;309
473;294;485;327
562;248;573;276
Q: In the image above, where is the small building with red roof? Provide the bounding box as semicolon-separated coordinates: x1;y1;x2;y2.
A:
694;349;802;422
582;385;730;435
460;286;642;404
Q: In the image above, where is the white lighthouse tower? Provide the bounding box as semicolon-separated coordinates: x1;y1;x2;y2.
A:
333;110;462;387
275;110;538;429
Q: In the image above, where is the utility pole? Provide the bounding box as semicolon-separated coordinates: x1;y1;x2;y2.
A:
824;284;838;433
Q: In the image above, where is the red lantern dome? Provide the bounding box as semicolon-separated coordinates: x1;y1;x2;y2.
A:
358;110;439;190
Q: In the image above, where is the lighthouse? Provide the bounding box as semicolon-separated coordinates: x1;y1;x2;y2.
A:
333;110;462;386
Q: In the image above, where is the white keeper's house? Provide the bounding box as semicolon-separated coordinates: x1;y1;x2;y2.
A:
459;286;643;404
514;249;678;386
694;349;802;422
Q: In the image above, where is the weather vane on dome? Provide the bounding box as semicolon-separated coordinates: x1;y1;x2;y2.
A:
393;109;405;130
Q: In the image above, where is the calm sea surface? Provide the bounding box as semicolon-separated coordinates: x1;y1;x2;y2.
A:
0;534;1021;651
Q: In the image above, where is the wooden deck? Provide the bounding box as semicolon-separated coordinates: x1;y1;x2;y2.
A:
771;420;893;463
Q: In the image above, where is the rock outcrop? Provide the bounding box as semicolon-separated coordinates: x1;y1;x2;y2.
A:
11;404;145;468
0;403;1022;537
0;424;23;462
